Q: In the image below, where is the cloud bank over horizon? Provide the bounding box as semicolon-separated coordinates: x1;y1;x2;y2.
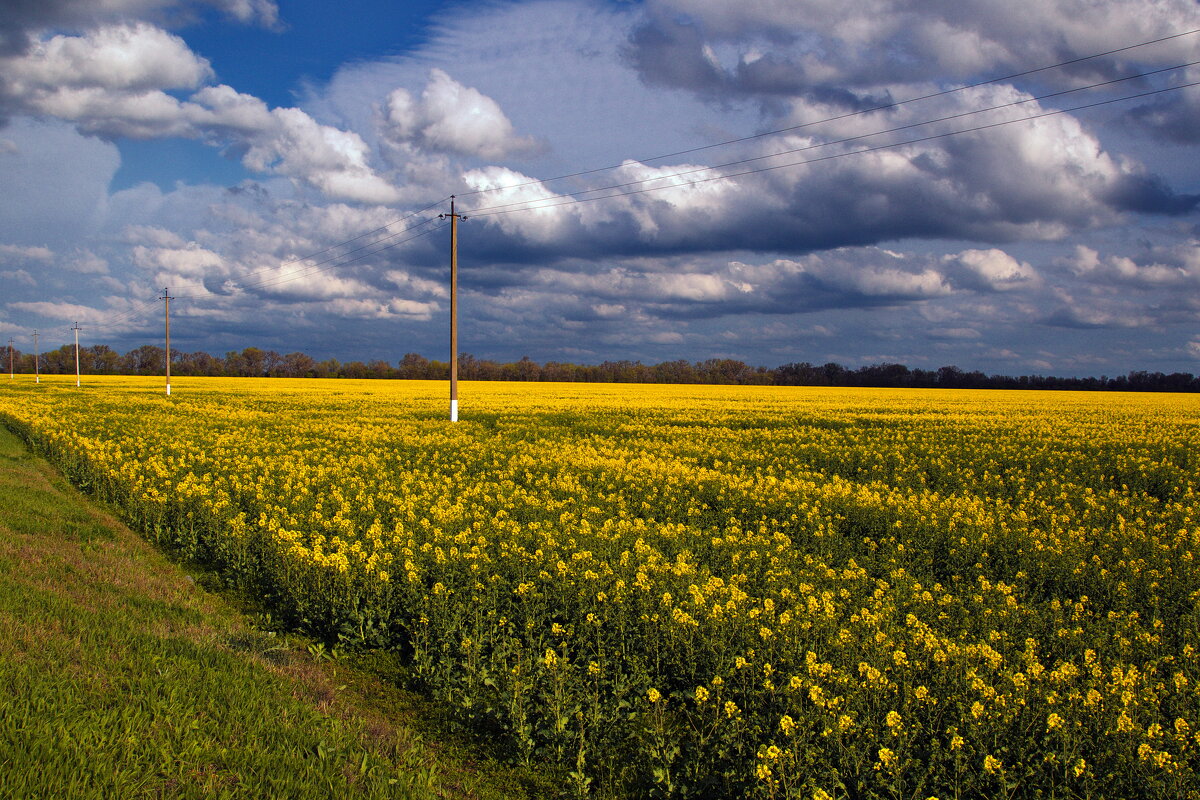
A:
1;0;1198;375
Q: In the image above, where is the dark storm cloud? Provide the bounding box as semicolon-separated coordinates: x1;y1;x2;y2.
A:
1124;91;1200;145
1103;173;1199;215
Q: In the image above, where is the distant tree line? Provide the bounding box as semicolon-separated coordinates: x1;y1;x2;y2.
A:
6;343;1199;392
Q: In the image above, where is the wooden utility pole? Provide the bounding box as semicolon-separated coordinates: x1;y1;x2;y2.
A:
72;322;81;388
161;288;173;396
440;198;466;422
33;329;39;384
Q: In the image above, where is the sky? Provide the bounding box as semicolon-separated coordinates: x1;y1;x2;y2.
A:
1;0;1199;376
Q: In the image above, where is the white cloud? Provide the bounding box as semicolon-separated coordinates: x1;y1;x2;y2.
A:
634;0;1200;92
213;0;279;27
2;0;1197;375
380;69;538;160
1043;288;1157;329
240;106;400;204
0;0;279;53
943;248;1039;291
132;242;227;278
1;23;212;94
384;269;447;299
0;243;54;262
121;224;188;248
463;165;576;243
0;25;399;203
1;269;36;286
8;300;112;323
322;296;437;320
67;250;109;274
1057;242;1200;287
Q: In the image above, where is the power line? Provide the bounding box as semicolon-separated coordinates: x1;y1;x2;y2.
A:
10;28;1200;349
238;217;444;293
465;63;1198;216
169;218;447;303
456;28;1200;201
102;28;1200;322
201;197;450;297
467;79;1200;219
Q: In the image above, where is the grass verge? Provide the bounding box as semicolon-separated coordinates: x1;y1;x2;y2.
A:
0;424;546;799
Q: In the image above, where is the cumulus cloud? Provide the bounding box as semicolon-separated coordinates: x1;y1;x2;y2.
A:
629;0;1200;100
132;242;227;278
942;248;1039;291
380;69;539;161
0;24;398;203
238;105;400;204
2;23;213;96
508;247;962;323
3;0;1198;374
121;224;188;248
1057;242;1200;287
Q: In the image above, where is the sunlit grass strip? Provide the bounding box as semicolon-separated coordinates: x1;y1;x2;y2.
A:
0;422;466;800
2;377;1198;798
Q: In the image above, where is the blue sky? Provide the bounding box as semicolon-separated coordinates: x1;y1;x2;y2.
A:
1;0;1199;375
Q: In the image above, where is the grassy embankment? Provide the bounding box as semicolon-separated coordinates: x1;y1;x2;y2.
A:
0;422;545;799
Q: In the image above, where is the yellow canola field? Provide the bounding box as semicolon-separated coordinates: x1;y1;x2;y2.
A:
2;376;1199;799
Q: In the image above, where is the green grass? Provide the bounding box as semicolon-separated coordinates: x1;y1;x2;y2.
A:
0;424;547;799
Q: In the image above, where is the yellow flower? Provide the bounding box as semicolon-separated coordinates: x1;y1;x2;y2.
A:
886;710;903;733
877;747;896;769
779;715;796;735
1072;758;1087;778
694;685;710;703
647;687;662;704
724;700;740;718
1046;713;1063;732
983;754;1003;774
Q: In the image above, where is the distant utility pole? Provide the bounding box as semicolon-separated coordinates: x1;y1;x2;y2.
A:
161;288;173;396
7;338;12;380
72;322;81;388
33;329;39;384
440;197;466;422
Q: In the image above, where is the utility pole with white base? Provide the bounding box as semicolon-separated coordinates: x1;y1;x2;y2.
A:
440;198;466;422
161;288;173;396
72;322;81;387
